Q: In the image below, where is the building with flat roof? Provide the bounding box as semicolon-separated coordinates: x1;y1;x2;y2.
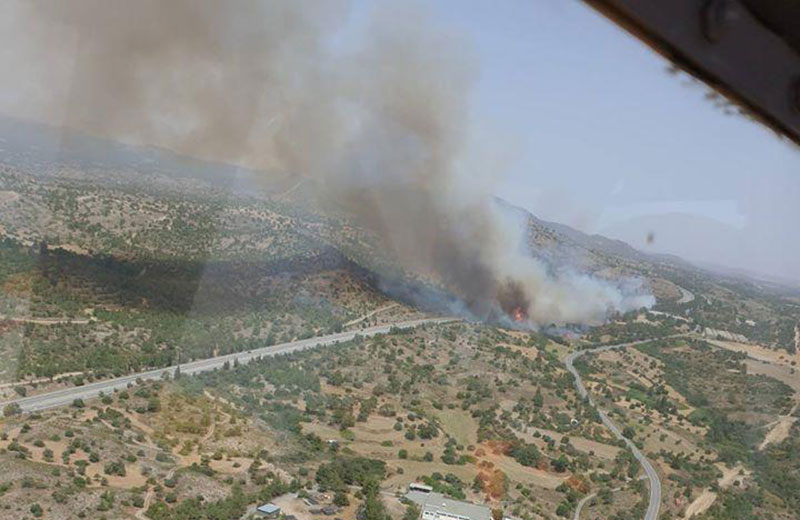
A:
405;490;492;520
255;503;281;518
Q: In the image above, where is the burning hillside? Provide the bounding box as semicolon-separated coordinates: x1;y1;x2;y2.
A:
0;0;654;326
497;280;530;324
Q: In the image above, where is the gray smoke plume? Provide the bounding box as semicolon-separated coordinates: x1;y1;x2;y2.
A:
0;0;653;325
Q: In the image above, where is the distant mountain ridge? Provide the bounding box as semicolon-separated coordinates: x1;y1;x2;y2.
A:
2;114;799;349
0;114;783;293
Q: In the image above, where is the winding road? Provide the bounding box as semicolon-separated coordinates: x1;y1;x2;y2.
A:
566;340;663;520
676;286;695;305
573;477;649;520
573;490;597;520
0;317;454;414
3;314;663;519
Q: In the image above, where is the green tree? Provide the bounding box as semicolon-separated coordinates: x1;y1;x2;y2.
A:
403;502;421;520
598;487;613;504
3;403;21;417
552;454;569;473
533;388;544;408
509;442;540;467
358;478;390;520
333;491;350;507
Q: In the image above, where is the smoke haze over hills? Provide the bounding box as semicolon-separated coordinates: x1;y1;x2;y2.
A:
0;0;654;325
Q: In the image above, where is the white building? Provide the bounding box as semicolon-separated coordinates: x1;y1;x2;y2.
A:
405;490;492;520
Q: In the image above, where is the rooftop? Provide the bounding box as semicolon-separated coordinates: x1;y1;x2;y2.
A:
256;503;281;514
405;491;492;520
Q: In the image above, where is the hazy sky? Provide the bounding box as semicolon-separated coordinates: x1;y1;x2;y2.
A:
2;0;798;283
418;0;800;282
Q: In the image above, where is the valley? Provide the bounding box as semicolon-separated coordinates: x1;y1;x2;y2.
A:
0;130;798;520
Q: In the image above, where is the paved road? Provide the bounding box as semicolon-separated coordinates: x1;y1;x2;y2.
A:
565;339;663;520
676;285;695;305
0;317;455;413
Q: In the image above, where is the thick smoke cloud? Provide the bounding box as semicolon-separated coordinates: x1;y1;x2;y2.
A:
0;0;653;325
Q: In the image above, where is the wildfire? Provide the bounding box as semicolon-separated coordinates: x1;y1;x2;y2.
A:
497;279;530;325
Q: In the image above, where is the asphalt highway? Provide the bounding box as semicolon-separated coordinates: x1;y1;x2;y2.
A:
2;316;665;520
1;317;455;414
565;339;663;520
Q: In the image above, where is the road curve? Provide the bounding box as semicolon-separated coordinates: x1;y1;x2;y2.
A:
565;340;662;520
1;317;455;414
676;286;695;305
573;479;646;520
573;491;597;520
